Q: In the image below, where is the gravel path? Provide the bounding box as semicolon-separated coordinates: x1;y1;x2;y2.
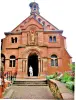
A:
10;86;55;99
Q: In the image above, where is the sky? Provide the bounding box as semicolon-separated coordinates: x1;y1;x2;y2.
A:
0;0;76;62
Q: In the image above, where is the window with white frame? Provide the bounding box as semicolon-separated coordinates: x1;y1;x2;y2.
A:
51;55;58;66
10;55;16;67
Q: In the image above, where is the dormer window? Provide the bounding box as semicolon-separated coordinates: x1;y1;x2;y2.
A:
11;37;17;43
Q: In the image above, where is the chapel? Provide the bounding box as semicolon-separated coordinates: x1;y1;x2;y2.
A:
1;2;72;78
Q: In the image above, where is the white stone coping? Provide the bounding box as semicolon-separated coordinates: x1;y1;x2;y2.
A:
49;79;74;99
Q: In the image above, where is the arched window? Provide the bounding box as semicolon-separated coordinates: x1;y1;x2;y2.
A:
53;36;56;42
15;37;17;43
51;55;58;66
11;37;14;43
10;55;16;67
49;36;52;42
11;37;17;43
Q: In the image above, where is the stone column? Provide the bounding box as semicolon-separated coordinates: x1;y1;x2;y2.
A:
16;59;23;78
42;58;48;76
40;58;43;76
38;59;41;76
26;59;28;76
41;59;43;72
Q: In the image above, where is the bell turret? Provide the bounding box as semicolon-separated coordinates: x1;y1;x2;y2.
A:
29;2;40;15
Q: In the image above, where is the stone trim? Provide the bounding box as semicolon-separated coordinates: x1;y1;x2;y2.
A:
4;32;22;35
44;30;63;33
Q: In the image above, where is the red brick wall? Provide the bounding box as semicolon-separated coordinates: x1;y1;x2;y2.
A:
2;18;71;76
0;86;2;98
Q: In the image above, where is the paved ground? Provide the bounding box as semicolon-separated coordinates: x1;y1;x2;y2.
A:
10;86;55;99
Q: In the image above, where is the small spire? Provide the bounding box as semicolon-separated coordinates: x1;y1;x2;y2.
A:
29;2;40;15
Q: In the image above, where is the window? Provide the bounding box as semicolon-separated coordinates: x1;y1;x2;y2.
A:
53;36;56;42
11;37;17;43
1;54;5;64
11;37;14;43
15;37;17;43
10;55;16;67
49;36;52;42
42;21;45;26
34;5;36;10
51;55;58;66
49;36;56;42
38;18;41;23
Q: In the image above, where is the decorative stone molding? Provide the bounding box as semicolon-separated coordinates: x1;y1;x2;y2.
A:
22;46;41;58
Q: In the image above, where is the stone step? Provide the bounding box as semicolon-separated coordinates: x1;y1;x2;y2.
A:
13;79;48;86
13;81;47;84
13;84;48;86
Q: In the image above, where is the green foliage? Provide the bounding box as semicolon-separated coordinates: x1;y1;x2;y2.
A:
46;72;58;80
66;81;74;91
69;63;75;72
56;74;63;81
60;72;73;83
46;74;55;80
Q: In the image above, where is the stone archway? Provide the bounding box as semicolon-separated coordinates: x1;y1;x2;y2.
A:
28;53;38;76
17;48;44;78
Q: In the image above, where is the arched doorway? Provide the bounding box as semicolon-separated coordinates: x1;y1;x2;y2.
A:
28;53;38;76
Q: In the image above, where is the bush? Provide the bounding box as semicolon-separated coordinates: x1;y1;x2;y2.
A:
69;63;75;73
60;72;72;83
46;72;58;80
46;74;55;80
66;81;74;91
67;76;74;81
56;74;63;81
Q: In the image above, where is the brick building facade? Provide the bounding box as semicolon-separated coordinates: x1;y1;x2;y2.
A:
1;2;72;78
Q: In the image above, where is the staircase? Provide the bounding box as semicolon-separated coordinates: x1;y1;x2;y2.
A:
13;78;48;86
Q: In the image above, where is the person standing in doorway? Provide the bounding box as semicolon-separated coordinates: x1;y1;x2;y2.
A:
29;66;33;76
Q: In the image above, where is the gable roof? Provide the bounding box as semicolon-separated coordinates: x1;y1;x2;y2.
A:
23;17;44;30
37;14;59;30
11;13;60;33
11;15;31;32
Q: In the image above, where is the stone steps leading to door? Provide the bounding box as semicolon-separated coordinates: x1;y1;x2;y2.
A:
13;78;48;86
